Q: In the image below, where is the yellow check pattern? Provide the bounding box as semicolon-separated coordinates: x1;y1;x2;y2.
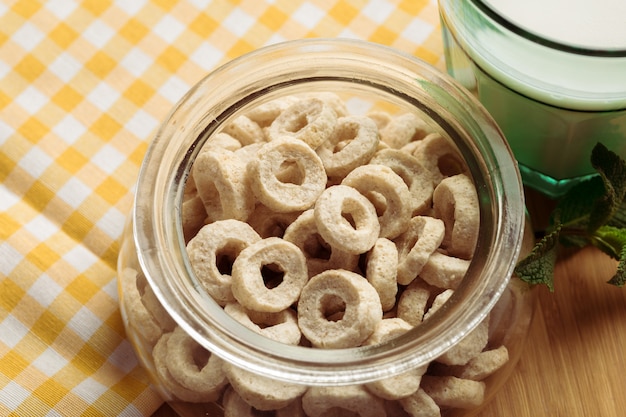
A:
0;1;443;415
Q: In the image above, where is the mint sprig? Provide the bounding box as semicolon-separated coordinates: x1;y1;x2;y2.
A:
514;143;626;290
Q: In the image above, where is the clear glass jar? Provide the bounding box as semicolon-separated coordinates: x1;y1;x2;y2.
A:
117;39;535;417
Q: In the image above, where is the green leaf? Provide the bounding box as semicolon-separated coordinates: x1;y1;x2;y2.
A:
587;143;626;232
590;225;626;260
514;223;562;292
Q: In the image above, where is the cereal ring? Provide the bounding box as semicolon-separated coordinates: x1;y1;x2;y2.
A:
192;149;255;222
423;289;454;322
397;279;432;327
283;209;359;277
247;204;301;238
141;283;176;333
364;238;399;312
302;385;386;417
420;251;471;290
420;375;486;409
233;142;264;163
314;185;380;255
304;91;348;117
224;302;301;345
181;194;207;243
398;388;440;417
222;114;266;145
371;148;435;216
316;115;380;178
364;318;427;400
297;269;382;348
379;112;431;149
395;216;445;285
153;333;222;403
223;362;307;411
244;95;300;127
433;174;479;259
231;237;308;313
223;386;306;417
186;220;261;306
248;136;326;212
166;326;228;398
437;316;489;366
411;132;468;185
366;111;392;130
120;268;162;345
268;97;337;148
342;164;412;239
447;345;510;380
199;131;242;153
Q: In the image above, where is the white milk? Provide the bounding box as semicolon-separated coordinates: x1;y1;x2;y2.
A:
439;0;626;196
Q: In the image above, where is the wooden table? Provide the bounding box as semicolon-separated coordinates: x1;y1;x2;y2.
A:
153;189;626;417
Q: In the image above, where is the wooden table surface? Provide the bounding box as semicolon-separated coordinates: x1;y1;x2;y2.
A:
153;188;626;417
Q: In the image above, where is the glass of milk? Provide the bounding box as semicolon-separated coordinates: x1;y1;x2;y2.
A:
438;0;626;197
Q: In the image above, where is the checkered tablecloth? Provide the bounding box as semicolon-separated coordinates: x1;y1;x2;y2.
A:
0;1;443;415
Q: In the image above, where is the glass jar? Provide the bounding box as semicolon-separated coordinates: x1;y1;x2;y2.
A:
438;0;626;198
117;39;535;417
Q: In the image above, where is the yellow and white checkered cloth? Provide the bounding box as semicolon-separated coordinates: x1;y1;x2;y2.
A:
0;1;443;415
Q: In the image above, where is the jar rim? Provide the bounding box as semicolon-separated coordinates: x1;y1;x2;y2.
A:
132;38;526;385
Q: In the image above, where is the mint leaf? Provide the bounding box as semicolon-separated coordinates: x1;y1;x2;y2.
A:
590;225;626;260
514;223;562;292
608;245;626;287
587;143;626;232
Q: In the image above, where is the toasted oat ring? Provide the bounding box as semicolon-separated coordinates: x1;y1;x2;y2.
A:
316;115;380;178
395;216;445;285
412;132;468;185
302;385;386;417
186;220;261;306
398;389;441;417
244;95;300;127
120;268;162;346
297;269;382;348
222;114;266;146
364;318;427;400
379;112;430;149
420;251;471;290
166;326;228;397
268;97;338;148
223;362;307;411
192;149;255;222
231;237;308;313
224;302;301;345
397;278;431;327
371;148;435;216
247;204;301;238
283;209;359;277
342;164;412;239
433;173;479;259
153;333;224;403
248;136;326;212
364;238;398;312
314;185;380;255
223;386;306;417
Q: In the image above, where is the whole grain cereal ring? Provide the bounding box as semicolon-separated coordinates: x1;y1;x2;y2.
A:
231;237;308;313
222;114;266;145
181;194;207;243
411;132;468;185
420;375;486;409
141;283;176;333
244;95;300;127
370;148;435;216
192;149;255;222
223;362;307;411
379;112;431;149
364;318;427;401
342;164;412;239
224;302;301;345
437;316;489;366
302;385;386;417
316;115;380;178
199;131;242;153
247;204;301;238
268;97;337;148
314;185;380;255
433;173;479;260
398;388;441;417
186;220;261;306
304;92;348;117
166;326;228;397
120;268;162;346
248;136;326;212
283;209;359;277
397;279;432;327
153;333;224;403
364;238;399;312
420;251;471;290
297;269;382;348
222;386;306;417
447;345;510;381
233;142;264;163
395;216;445;285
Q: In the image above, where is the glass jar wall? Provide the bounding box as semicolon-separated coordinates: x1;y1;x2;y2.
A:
117;39;535;417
